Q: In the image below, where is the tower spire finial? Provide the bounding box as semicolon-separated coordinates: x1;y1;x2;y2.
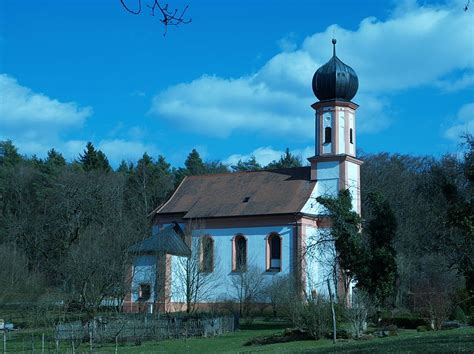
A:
332;38;337;57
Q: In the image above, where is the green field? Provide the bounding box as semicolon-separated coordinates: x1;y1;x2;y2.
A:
3;322;474;353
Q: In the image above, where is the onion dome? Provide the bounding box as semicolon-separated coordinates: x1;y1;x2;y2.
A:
312;39;359;102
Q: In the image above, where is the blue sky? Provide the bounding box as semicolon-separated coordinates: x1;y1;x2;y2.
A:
1;0;473;167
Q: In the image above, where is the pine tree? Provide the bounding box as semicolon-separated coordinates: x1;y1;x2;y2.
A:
185;149;206;175
46;149;66;168
316;189;365;298
232;156;262;171
78;142;110;172
266;148;302;169
361;192;398;304
0;140;22;166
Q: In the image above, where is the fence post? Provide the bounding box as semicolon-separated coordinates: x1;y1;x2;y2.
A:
3;331;6;354
42;333;45;354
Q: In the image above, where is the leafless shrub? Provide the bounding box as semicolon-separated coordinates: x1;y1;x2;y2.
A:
412;256;463;330
344;289;374;338
172;220;221;313
230;265;265;317
292;295;332;340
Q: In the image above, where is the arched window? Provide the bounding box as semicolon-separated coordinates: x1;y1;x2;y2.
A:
324;127;332;143
200;236;214;273
138;283;151;301
233;234;247;272
267;233;281;271
349;128;353;144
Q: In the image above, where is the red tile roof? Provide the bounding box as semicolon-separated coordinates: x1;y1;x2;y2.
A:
153;167;315;218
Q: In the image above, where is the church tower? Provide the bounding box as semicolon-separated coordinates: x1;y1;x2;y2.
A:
308;39;362;214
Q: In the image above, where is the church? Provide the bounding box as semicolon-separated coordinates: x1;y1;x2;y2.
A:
123;39;363;313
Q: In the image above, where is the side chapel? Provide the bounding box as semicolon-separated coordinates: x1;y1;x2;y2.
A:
124;39;362;313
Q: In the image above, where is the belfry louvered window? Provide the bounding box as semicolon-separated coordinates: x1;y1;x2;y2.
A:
324;127;332;143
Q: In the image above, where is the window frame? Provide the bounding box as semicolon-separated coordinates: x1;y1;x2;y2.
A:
232;234;247;272
138;283;151;301
266;233;282;272
200;235;214;273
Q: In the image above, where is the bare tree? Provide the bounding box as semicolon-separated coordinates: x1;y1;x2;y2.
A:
305;227;342;301
172;221;220;313
412;255;462;330
120;0;191;35
344;289;373;338
230;265;265;317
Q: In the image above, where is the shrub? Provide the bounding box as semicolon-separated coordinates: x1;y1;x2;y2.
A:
387;324;398;336
452;306;468;324
380;315;427;329
416;325;429;332
335;329;353;339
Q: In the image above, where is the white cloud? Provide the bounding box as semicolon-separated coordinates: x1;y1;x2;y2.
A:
0;74;91;129
277;33;298;52
151;75;314;139
150;1;473;140
445;102;474;142
0;74;159;166
0;74;93;158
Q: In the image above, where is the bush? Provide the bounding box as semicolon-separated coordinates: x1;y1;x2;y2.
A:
380;315;427;329
335;329;353;339
416;325;430;332
387;324;398;336
452;306;468;324
298;297;332;340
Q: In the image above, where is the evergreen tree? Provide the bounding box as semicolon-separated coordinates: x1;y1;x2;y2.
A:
360;192;398;304
185;149;206;175
175;149;207;186
45;149;66;168
0;140;22;166
231;156;262;172
205;161;229;174
116;160;132;174
78;142;110;172
266;148;302;169
316;189;365;297
439;135;474;305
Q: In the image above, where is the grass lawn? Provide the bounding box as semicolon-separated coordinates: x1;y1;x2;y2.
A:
118;326;474;353
3;322;474;353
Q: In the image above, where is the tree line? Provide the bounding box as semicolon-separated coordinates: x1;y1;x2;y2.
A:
0;138;472;329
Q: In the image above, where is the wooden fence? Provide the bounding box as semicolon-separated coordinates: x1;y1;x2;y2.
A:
55;315;236;343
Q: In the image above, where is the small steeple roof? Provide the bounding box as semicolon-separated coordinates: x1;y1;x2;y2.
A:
312;39;359;102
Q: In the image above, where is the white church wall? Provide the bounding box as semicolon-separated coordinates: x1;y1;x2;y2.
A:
301;161;339;215
348;112;355;156
168;225;294;303
131;255;157;303
338;110;345;154
304;226;337;298
347;161;360;213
